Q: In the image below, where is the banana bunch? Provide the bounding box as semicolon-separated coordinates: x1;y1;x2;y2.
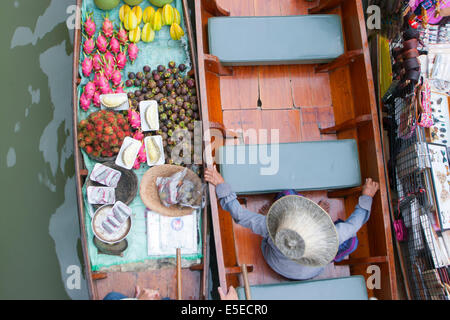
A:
119;3;184;43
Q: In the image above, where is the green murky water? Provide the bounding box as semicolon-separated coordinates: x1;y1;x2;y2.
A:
0;0;88;299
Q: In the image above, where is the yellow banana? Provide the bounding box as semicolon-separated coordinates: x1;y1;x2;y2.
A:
124;11;138;31
162;4;174;25
132;6;143;25
119;4;131;23
143;6;155;24
151;11;162;31
170;22;184;40
173;8;181;25
142;23;155;42
129;26;141;43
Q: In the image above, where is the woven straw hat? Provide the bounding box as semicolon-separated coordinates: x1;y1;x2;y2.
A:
266;195;339;267
140;164;203;217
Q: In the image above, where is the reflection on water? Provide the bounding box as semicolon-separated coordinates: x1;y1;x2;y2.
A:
0;0;87;299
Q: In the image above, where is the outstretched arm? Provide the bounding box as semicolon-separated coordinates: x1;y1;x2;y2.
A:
335;178;380;244
205;167;269;238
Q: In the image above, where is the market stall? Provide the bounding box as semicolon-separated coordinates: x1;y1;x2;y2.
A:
371;0;450;300
72;0;208;299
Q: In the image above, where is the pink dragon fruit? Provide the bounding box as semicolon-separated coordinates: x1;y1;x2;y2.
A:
116;24;129;45
82;55;93;77
84;81;96;99
94;72;109;90
101;86;114;95
84;13;96;37
103;62;115;80
115;85;125;94
110;36;121;54
83;36;95;55
110;70;122;87
102;15;114;38
93;91;101;108
128;109;141;129
128;43;139;64
80;93;91;111
132;131;146;169
92;52;103;72
96;33;108;53
115;50;127;70
103;51;115;67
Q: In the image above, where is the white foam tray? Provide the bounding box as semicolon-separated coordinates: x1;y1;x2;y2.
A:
139;100;159;132
144;135;165;167
115;136;142;170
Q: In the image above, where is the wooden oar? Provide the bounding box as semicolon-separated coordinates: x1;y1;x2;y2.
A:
176;248;182;300
241;264;252;300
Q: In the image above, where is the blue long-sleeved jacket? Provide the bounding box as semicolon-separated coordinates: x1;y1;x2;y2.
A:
215;183;373;280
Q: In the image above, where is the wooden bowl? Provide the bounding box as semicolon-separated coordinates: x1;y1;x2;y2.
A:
140;164;203;217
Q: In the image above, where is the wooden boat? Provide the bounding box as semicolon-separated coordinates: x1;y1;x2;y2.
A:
194;0;399;299
71;0;209;300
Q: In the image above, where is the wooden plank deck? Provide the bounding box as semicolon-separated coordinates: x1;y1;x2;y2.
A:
216;0;353;288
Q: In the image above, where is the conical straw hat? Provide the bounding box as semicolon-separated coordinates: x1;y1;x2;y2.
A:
266;195;339;267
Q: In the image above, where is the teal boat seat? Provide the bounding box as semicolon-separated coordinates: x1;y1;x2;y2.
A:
208;15;345;66
236;276;368;300
217;140;361;195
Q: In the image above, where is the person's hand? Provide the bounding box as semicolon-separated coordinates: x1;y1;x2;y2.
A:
204;166;225;186
218;286;239;300
135;286;161;300
362;178;379;198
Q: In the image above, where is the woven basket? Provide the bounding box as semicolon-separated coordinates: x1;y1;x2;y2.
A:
140;164;203;217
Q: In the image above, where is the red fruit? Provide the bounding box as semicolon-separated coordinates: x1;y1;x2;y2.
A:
110;133;117;140
117;131;125;139
104;127;113;135
93;151;100;157
85;136;93;144
86;124;94;131
101;142;110;150
86;146;93;154
95;125;103;133
123;124;130;131
101;150;108;157
103;135;110;143
107;116;115;124
107;151;114;157
79;141;86;148
95;145;102;152
79;119;88;128
89;131;96;139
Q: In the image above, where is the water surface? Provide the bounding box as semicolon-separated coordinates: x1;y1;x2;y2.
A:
0;0;88;299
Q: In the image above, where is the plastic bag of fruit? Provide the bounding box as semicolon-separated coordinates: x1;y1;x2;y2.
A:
156;168;202;209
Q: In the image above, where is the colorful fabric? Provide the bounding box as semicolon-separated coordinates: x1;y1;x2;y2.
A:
419;79;433;128
411;0;450;25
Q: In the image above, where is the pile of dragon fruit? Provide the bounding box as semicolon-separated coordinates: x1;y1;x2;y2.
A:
80;13;139;111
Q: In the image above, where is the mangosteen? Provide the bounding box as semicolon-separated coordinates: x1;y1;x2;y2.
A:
186;109;193;117
127;92;135;99
128;72;136;79
126;80;134;87
162;132;168;140
156;80;164;88
163;71;172;79
157;65;165;73
183;102;192;109
138;96;145;102
160;98;168;105
190;95;197;104
137;72;144;80
145;93;153;100
135;90;142;97
161;87;168;95
135;79;141;87
171;67;179;75
142;79;149;87
166;83;174;91
145;73;153;80
193;112;199;119
153;87;161;94
179;64;186;72
160;113;168;121
143;65;151;73
176;88;182;95
181;87;188;95
192;103;199;111
173;81;180;89
142;87;148;94
132;100;138;107
186;79;195;88
155;93;164;101
158;105;165;113
148;80;157;89
168;61;176;69
153;73;161;81
173;105;180;113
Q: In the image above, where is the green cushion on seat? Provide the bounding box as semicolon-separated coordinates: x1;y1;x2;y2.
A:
208;15;345;66
236;276;368;300
218;140;361;195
